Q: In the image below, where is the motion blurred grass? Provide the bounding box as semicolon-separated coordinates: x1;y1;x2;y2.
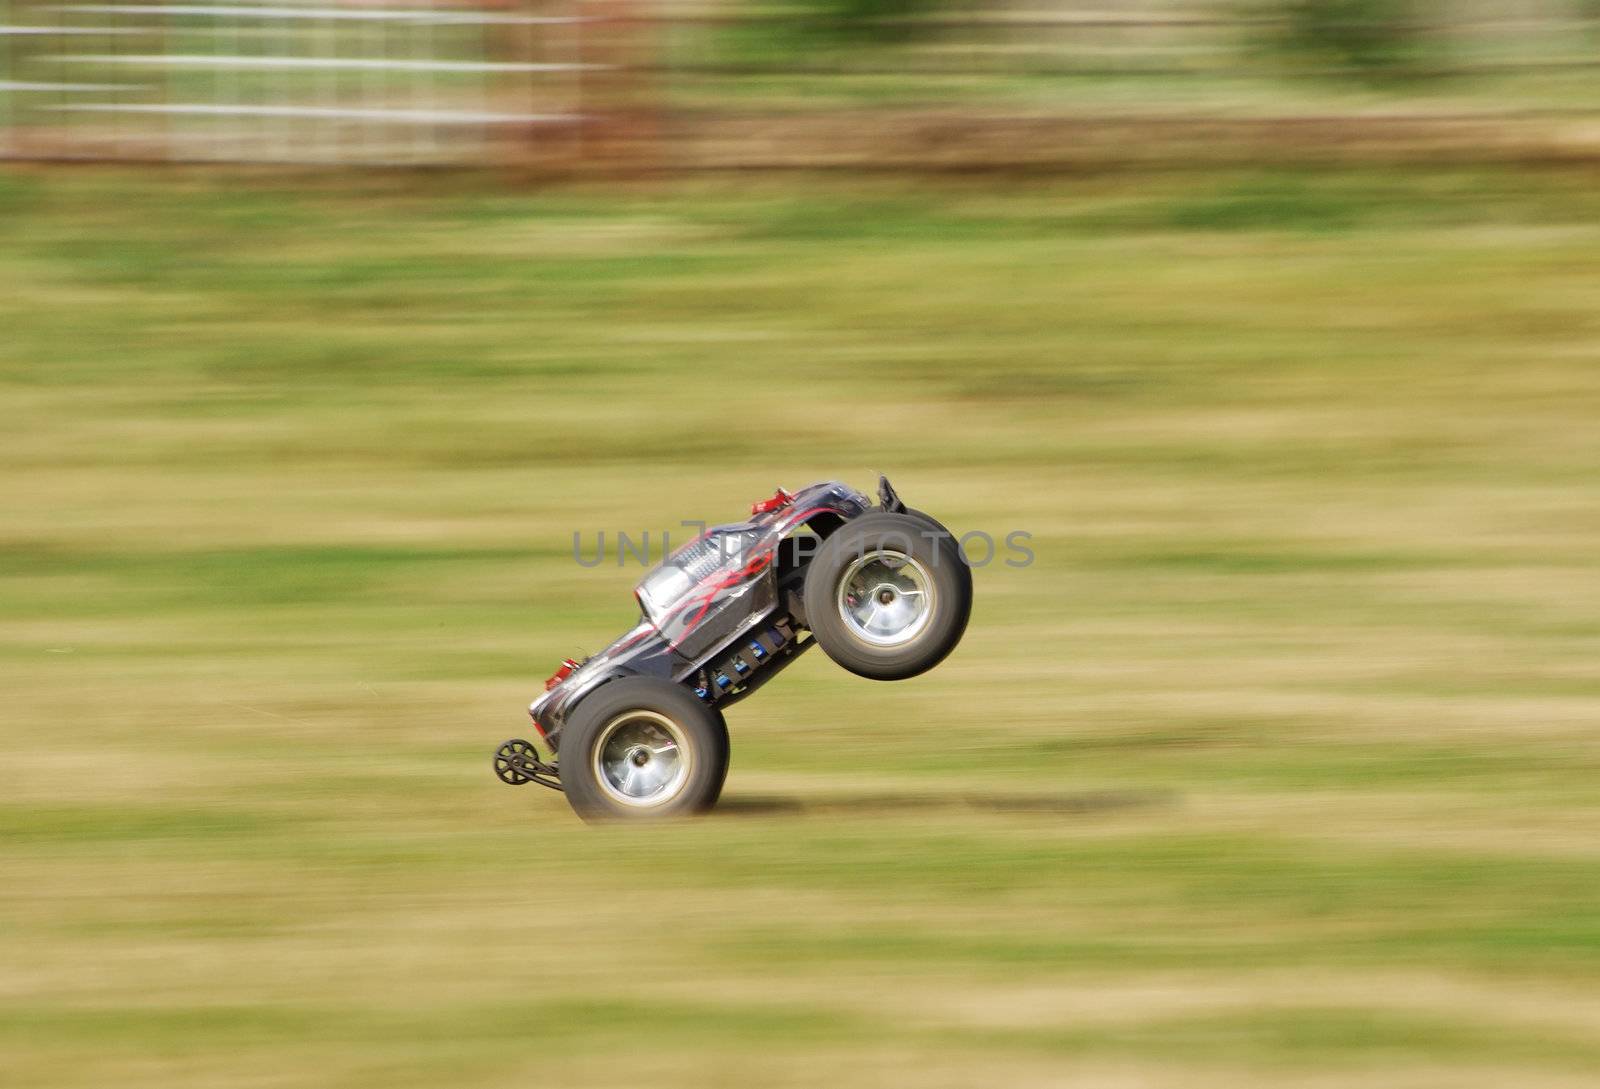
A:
2;166;1599;1088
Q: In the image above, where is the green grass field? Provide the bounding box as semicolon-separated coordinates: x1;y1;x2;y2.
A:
2;166;1599;1088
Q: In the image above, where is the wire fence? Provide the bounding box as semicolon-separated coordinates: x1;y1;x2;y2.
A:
0;0;599;163
3;1;1599;166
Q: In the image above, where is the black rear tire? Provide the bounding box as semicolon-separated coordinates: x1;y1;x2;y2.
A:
804;512;972;681
560;678;729;822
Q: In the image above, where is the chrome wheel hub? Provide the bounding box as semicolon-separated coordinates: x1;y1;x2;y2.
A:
593;711;692;807
837;549;935;647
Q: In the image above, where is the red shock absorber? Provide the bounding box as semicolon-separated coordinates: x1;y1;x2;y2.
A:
751;488;793;515
545;658;579;691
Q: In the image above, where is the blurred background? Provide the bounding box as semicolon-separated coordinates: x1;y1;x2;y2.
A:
3;3;1600;1087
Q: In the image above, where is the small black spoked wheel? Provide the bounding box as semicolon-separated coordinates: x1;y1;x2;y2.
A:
494;739;541;785
804;511;972;680
560;678;729;822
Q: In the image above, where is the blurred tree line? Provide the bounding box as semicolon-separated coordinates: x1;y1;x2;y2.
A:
713;0;1596;84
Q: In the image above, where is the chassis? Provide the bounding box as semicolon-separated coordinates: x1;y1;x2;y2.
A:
495;476;972;820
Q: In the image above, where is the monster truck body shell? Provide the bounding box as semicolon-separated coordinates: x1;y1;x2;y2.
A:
527;480;876;751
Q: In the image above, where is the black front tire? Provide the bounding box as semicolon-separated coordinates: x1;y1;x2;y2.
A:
804;512;972;681
560;678;730;823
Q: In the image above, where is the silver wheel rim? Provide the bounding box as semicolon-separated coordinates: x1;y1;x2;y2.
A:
592;711;693;808
836;548;935;647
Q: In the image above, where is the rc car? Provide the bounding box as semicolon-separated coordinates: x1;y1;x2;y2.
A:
494;476;973;821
